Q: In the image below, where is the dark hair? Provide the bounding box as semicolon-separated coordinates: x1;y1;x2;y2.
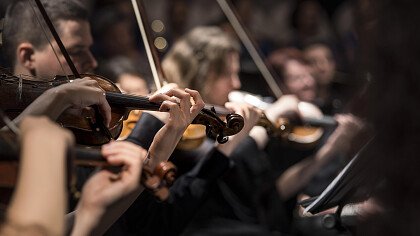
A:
3;0;88;67
268;47;308;82
162;26;240;98
97;56;148;84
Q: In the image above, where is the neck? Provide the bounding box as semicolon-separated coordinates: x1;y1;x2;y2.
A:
13;64;33;77
317;84;330;101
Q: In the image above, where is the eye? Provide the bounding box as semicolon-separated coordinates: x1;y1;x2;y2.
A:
69;50;83;57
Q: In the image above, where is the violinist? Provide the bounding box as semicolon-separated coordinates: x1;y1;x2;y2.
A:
150;26;299;235
266;48;369;234
2;0;111;125
0;116;146;236
0;85;208;235
158;26;367;235
94;25;269;234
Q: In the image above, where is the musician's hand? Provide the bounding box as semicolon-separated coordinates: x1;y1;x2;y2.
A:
225;102;261;133
73;141;146;235
144;83;179;123
147;88;205;167
265;95;300;123
50;77;112;127
149;88;204;132
324;114;365;155
217;102;262;156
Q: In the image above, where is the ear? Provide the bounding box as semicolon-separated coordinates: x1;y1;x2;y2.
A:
16;42;36;71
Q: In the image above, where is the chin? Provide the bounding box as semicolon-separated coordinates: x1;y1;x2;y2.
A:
301;94;316;103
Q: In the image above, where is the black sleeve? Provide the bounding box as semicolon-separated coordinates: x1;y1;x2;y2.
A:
125;112;164;149
107;148;231;236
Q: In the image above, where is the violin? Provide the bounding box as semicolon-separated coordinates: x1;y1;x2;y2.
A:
0;72;244;146
228;91;337;148
0;129;176;202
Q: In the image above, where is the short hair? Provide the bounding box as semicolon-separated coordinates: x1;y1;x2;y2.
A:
97;56;148;83
3;0;88;67
268;47;308;82
162;26;240;94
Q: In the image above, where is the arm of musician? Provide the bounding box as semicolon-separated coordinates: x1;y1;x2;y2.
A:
13;78;111;127
70;141;146;236
298;197;382;222
146;88;205;169
264;95;300;124
1;117;74;236
217;102;262;156
123;83;182;149
69;88;204;235
276;114;365;200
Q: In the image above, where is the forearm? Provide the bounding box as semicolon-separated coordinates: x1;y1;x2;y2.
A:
249;126;269;150
125;112;164;149
276;144;336;200
7;131;68;235
147;125;184;169
14;89;69;124
71;187;144;236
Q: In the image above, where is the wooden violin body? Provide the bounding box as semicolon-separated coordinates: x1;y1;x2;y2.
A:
0;73;126;145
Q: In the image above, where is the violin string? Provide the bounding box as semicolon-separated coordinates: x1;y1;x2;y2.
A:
26;0;69;81
106;92;161;110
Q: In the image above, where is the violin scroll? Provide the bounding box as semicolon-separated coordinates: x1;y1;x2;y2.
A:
193;108;244;145
141;161;177;201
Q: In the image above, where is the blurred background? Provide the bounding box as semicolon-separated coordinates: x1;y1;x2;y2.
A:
0;0;358;97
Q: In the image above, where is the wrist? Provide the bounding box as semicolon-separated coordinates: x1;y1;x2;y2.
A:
44;87;72;118
249;126;269;150
144;111;169;123
315;142;337;163
71;206;104;236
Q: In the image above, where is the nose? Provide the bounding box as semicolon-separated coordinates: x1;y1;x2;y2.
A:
84;51;98;72
303;74;315;87
231;74;241;90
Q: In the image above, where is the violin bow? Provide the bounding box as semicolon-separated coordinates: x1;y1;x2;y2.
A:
130;0;165;90
216;0;285;98
28;0;113;141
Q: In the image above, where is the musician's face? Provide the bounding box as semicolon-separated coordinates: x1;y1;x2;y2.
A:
205;52;241;106
32;19;97;79
118;73;150;96
304;45;336;86
284;60;316;102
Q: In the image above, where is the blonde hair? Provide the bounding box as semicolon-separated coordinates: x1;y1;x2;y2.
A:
162;26;240;99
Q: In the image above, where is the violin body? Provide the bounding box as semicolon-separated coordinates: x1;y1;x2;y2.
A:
119;110;143;139
0;73;127;145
